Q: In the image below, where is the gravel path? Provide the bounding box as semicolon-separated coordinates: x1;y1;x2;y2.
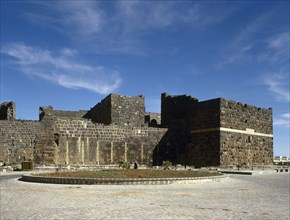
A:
1;172;289;220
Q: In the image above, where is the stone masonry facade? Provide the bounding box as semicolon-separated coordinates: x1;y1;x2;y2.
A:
0;93;273;167
156;93;273;167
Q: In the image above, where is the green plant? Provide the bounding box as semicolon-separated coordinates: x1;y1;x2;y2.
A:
236;164;242;170
162;160;172;170
119;161;130;169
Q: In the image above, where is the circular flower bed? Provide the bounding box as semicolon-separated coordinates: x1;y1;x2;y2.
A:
34;169;220;178
21;169;225;185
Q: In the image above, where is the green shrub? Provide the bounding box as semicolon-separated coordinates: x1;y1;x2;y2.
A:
119;161;130;169
162;160;172;170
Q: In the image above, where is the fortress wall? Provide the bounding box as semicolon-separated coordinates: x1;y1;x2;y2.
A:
87;94;145;126
55;119;167;166
187;98;273;167
219;99;273;166
0;101;16;120
190;98;221;130
48;110;88;119
155;93;198;165
145;112;161;126
0;120;41;164
0;93;273;168
86;95;112;124
186;99;221;166
220;131;273;166
220;99;272;134
110;94;145;126
187;132;220;167
39;106;88;120
161;93;198;127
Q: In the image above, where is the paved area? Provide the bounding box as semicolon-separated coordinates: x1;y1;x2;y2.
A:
0;172;289;220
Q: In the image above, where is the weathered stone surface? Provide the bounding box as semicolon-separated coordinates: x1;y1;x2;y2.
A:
0;93;273;168
156;94;273;167
0;101;16;120
86;94;145;126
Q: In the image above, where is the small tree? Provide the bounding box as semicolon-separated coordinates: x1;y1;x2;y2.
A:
119;161;130;169
162;160;172;170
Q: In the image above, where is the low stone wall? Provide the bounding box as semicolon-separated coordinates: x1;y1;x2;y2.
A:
20;174;227;185
0;120;42;163
54;118;167;166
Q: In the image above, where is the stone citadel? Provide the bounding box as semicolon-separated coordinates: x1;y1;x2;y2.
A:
0;93;273;168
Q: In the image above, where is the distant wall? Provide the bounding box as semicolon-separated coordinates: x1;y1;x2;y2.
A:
145;112;161;127
156;93;199;165
157;95;273;167
220;132;273;166
188;98;273;167
0;120;41;164
87;94;145;126
190;98;221;130
188;99;221;167
54;119;167;166
110;94;145;126
39;106;87;120
0;93;273;168
188;132;220;167
219;99;273;166
0;101;16;120
85;95;112;124
220;99;272;134
161;93;198;127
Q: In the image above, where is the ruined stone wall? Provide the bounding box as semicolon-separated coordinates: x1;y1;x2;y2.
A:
188;132;220;167
161;93;198;127
54;118;167;166
86;94;145;126
85;95;112;124
0;116;58;165
187;99;221;167
35;116;59;165
190;98;221;130
145;112;161;127
0;101;16;120
220;132;273;166
110;94;145;126
155;93;199;166
39;106;87;120
159;95;273;167
220;99;273;133
219;99;273;166
0;120;41;164
0;93;273;168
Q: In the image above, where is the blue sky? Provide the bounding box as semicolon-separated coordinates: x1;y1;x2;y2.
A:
1;0;289;156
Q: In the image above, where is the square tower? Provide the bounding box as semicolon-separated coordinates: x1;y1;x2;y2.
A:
87;94;145;126
0;101;16;120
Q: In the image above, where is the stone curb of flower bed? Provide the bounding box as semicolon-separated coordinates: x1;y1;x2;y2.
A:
20;174;228;185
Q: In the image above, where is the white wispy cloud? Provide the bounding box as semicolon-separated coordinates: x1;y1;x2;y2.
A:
215;8;289;103
274;113;290;128
216;12;271;68
216;6;289;69
262;67;290;102
25;1;103;37
117;1;176;30
118;1;238;29
258;32;289;63
22;1;237;55
2;43;122;94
